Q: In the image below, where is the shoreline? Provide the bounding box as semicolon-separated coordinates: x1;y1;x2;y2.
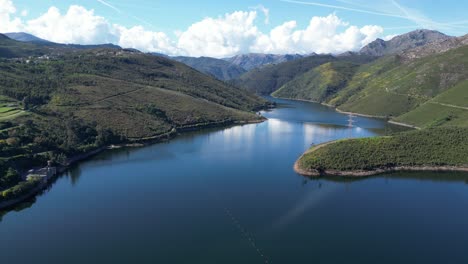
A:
0;116;267;210
295;162;468;177
272;95;420;129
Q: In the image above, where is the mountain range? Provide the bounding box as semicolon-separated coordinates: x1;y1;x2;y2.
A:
359;29;451;56
3;29;468;130
170;53;306;80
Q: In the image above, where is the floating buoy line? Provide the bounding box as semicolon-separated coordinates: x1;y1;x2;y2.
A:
224;208;271;263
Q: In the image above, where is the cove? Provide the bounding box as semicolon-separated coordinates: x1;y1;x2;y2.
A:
1;98;468;264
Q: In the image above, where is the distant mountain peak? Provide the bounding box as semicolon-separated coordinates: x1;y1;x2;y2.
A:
401;33;468;61
360;29;451;56
4;32;51;43
224;53;304;71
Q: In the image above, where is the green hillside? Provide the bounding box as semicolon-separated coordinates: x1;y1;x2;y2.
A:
331;45;468;125
272;61;360;102
394;80;468;128
235;54;337;94
234;54;375;95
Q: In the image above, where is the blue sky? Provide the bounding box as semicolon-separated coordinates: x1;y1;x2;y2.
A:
14;0;468;36
3;0;468;57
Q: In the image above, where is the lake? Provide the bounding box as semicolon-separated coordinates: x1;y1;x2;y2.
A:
1;98;468;264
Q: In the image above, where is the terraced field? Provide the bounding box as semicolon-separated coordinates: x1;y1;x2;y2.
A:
0;98;24;121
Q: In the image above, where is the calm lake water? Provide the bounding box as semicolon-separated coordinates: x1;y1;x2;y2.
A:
1;98;468;264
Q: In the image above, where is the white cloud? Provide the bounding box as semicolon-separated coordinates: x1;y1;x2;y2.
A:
0;2;385;57
116;25;180;54
177;11;262;57
0;0;23;32
26;6;118;45
20;10;28;17
251;14;383;55
383;34;397;41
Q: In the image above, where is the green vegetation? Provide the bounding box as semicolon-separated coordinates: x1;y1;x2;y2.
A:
265;43;468;128
235;54;375;95
330;46;468;119
0;176;42;203
0;97;23;121
272;61;360;102
298;127;468;173
0;35;269;200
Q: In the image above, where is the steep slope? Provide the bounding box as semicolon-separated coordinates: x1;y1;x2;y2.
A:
235;54;375;95
394;80;468;128
171;56;246;80
360;29;451;56
234;54;337;94
272;61;360;102
225;53;304;71
329;44;468;127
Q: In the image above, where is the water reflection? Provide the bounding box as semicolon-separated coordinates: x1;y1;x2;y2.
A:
268;118;294;144
222;123;256;150
305;171;468;184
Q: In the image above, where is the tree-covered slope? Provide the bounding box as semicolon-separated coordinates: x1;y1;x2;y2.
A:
234;55;337;95
272;61;360;102
235;53;375;95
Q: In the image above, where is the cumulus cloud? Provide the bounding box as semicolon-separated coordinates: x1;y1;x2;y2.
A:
0;0;23;32
0;2;385;57
251;14;383;54
177;11;261;57
116;25;180;54
26;6;118;45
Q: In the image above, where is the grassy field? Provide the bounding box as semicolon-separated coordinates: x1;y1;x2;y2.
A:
431;80;468;107
0;99;23;121
298;127;468;174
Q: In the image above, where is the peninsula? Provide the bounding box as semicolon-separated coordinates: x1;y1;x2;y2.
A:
295;127;468;177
